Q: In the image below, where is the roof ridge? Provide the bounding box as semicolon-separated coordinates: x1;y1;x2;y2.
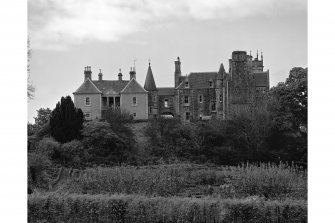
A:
121;78;147;93
87;78;102;93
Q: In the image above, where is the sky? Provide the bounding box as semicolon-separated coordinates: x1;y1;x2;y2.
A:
28;0;307;123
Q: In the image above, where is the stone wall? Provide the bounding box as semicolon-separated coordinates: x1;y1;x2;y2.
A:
74;94;101;120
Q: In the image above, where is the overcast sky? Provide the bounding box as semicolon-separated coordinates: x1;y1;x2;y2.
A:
28;0;307;123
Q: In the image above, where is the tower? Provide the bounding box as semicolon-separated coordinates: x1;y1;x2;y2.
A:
144;62;158;118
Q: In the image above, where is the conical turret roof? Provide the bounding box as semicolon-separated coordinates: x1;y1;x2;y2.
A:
218;63;225;80
144;63;157;91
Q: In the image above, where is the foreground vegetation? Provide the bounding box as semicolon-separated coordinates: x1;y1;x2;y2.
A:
59;163;306;200
29;193;307;223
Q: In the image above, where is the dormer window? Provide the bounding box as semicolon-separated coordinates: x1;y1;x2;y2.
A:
185;81;189;88
85;97;91;106
209;80;214;88
164;99;169;108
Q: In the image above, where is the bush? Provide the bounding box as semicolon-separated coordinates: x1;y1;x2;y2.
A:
28;193;307;223
35;137;60;159
57;140;86;168
81;120;131;165
28;152;52;190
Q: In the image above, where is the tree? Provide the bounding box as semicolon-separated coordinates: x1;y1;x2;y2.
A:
50;96;84;143
81;120;130;164
34;108;52;129
27;38;35;100
269;67;307;132
267;67;307;164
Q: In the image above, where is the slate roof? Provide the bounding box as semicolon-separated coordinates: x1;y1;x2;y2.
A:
144;64;157;91
157;87;174;96
121;78;147;94
254;72;268;87
184;72;219;89
92;80;129;95
74;78;102;94
218;63;225;80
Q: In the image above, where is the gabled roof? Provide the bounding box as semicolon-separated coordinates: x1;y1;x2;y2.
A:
254;72;269;87
177;72;218;89
121;78;147;94
144;64;157;91
74;78;102;94
92;80;129;94
157;87;174;96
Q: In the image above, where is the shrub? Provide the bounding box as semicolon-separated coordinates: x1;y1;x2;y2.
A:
57;140;86;168
28;193;307;223
28;152;52;190
81;120;131;165
35;137;60;159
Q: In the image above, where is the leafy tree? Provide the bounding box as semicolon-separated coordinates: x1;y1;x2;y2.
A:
267;67;307;164
34;108;52;129
27;38;35;100
50;96;84;143
81;120;131;165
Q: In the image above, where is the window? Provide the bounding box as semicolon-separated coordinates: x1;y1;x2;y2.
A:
153;95;156;103
185;81;189;88
184;96;189;105
199;95;203;103
164;99;169;108
185;112;190;120
85;97;91;106
132;97;137;106
133;113;136;117
209;81;213;88
85;113;91;119
149;107;153;114
219;94;223;102
211;102;216;111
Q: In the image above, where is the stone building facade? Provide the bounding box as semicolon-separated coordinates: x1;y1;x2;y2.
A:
73;50;269;122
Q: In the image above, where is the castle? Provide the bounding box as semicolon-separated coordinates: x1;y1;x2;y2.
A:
73;51;269;122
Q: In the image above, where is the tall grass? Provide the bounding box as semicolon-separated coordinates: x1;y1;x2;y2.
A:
59;163;306;199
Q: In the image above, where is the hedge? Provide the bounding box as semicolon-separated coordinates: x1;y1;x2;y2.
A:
28;193;307;223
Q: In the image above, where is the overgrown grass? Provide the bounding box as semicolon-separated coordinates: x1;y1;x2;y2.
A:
28;192;307;223
58;163;306;199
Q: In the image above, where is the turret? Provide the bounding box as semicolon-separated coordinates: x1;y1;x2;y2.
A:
174;57;181;87
84;66;92;81
144;62;157;91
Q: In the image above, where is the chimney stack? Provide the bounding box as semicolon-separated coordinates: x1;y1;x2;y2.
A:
84;66;92;81
129;67;136;80
174;57;181;88
118;68;122;81
98;69;103;81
